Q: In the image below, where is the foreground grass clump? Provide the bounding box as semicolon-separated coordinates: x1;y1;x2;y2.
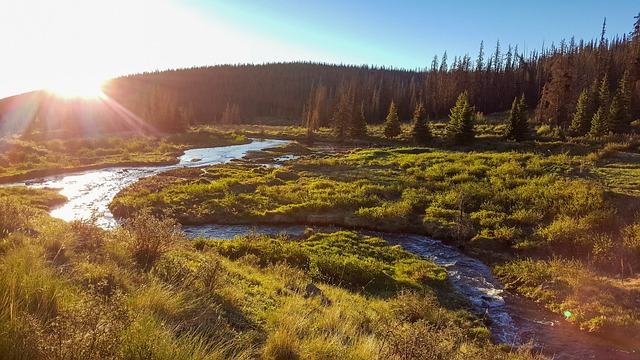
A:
0;190;544;359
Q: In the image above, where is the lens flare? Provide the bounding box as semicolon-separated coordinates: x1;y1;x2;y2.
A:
45;78;107;99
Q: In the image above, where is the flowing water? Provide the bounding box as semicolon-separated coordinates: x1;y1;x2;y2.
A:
6;139;638;359
10;139;288;228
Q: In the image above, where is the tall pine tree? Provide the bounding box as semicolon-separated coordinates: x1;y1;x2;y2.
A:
349;102;368;138
410;102;431;144
331;80;356;140
608;74;632;133
505;94;529;141
383;101;402;138
569;89;593;136
446;91;475;144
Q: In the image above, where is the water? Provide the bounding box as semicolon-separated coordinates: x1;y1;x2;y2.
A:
6;139;638;359
183;224;640;359
8;139;288;228
184;225;516;344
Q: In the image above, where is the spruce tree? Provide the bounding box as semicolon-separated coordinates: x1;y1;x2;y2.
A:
446;91;475;144
569;89;593;136
331;80;355;140
383;101;402;138
505;94;529;141
608;74;632;134
410;102;431;144
598;75;611;110
589;106;609;137
349;102;367;138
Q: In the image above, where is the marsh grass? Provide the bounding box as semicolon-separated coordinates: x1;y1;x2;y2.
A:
110;138;640;336
0;130;247;182
0;188;545;359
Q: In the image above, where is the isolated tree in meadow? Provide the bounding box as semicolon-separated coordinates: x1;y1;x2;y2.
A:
383;101;402;138
505;94;529;141
349;102;367;139
608;74;632;133
410;102;431;144
446;91;475;144
569;89;594;136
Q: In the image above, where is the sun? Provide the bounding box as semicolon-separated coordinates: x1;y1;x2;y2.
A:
45;77;107;99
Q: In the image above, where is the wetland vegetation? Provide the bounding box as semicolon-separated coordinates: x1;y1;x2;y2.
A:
1;13;640;357
0;186;546;359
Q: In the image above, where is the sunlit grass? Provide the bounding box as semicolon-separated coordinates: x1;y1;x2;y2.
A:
0;187;550;358
0;130;248;182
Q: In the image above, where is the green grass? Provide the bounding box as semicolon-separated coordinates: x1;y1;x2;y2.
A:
0;190;544;359
0;129;248;182
109;135;640;337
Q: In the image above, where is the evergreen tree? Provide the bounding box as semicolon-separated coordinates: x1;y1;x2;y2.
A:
410;102;431;144
608;74;632;133
331;80;355;140
383;101;402;138
589;106;609;137
598;75;611;111
349;102;368;138
446;91;475;144
505;94;529;141
569;89;593;136
221;103;241;125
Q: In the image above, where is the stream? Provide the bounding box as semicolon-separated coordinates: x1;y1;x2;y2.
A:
6;139;638;359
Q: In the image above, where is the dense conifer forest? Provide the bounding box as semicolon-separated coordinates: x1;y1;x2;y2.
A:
1;17;639;137
98;18;640;134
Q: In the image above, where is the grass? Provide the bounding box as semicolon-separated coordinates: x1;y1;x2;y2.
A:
495;258;640;333
109;130;640;337
0;189;545;359
0;128;248;182
7;119;640;355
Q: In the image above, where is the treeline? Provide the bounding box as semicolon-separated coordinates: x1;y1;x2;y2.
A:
2;14;639;137
101;15;639;134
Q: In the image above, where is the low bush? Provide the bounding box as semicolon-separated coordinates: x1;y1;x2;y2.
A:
116;211;185;271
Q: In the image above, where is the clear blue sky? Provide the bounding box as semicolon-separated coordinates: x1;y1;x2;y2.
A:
195;0;638;69
0;0;637;98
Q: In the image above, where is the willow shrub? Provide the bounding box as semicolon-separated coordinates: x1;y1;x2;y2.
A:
116;211;185;271
0;197;35;238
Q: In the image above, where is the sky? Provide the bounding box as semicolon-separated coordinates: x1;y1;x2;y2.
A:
0;0;637;99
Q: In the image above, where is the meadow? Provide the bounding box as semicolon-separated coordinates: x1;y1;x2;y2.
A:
110;125;640;337
0;187;544;359
0;128;248;183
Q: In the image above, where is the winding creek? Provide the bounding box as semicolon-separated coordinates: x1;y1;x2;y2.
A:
6;139;638;359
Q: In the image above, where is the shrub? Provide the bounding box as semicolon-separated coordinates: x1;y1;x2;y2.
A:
118;211;185;271
70;214;106;254
0;198;35;238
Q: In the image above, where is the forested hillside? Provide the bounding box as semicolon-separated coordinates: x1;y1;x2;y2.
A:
98;18;640;133
1;16;639;138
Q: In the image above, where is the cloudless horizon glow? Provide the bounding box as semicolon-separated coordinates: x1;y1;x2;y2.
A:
0;0;638;99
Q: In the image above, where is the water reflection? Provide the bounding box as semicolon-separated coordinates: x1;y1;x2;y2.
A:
10;139;289;228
